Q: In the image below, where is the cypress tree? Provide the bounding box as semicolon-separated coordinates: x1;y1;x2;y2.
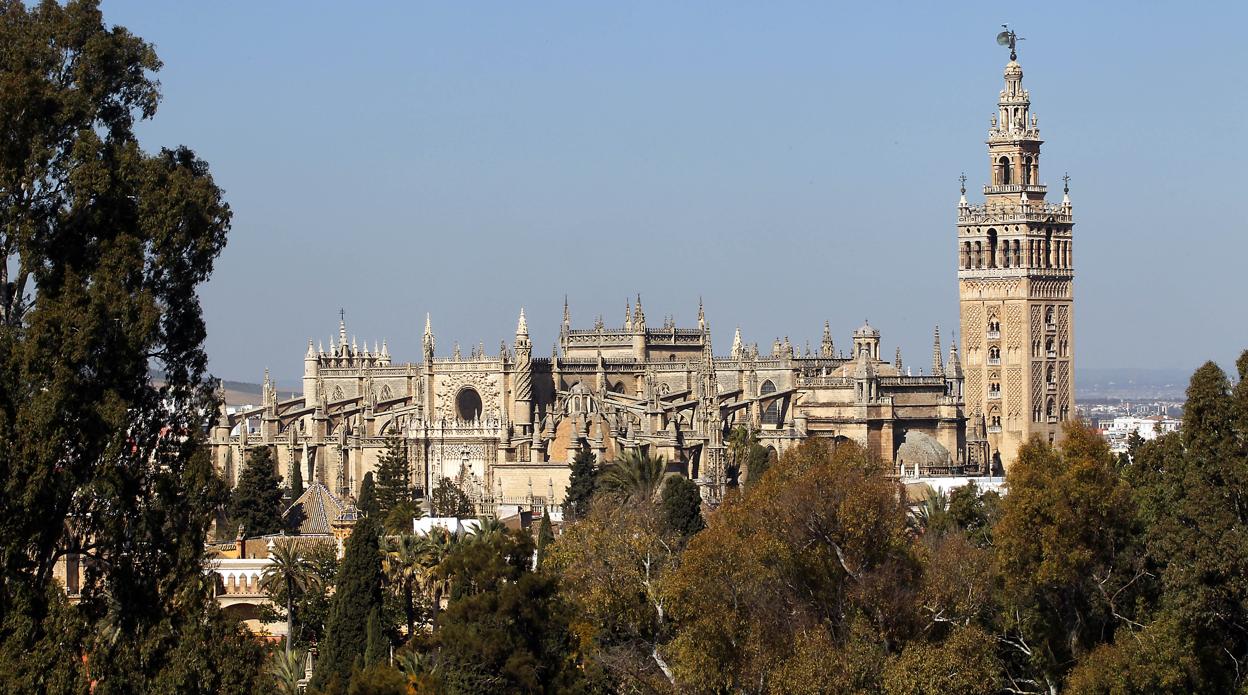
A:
661;475;706;537
229;446;285;537
289;454;304;502
311;516;383;690
363;606;385;667
374;436;410;517
564;450;599;521
536;511;555;567
358;471;379;518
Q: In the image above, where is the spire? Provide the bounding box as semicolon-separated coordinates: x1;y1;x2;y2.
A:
422;313;434;359
516;307;528;336
948;337;963;379
624;300;632;332
932;326;944;377
821;320;834;357
731;326;743;359
959;172;968;207
562;296;570;332
633;294;646;332
1062;172;1071;206
338;309;348;347
697;297;705;331
306;339;315;358
895;346;903;371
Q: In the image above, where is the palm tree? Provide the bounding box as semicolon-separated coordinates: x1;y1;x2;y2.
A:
266;647;306;695
467;516;507;544
260;538;318;656
418;527;460;623
600;448;668;502
383;533;425;637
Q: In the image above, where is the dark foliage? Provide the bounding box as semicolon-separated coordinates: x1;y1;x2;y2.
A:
661;475;705;537
563;449;598;521
312;517;383;691
229;447;285;538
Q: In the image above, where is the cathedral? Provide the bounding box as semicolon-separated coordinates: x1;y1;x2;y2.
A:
208;43;1075;508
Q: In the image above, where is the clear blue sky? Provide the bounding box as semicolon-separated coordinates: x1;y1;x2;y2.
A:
100;1;1248;383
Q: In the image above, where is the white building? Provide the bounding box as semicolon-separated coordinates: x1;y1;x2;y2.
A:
1102;416;1180;454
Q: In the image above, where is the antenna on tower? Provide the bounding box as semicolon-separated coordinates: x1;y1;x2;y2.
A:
996;25;1023;61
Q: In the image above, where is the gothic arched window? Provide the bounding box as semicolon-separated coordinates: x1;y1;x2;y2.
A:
760;380;780;426
999;157;1012;185
1022;156;1033;184
986;229;998;269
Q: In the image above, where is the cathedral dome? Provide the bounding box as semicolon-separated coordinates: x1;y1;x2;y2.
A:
1004;60;1023;78
854;321;879;337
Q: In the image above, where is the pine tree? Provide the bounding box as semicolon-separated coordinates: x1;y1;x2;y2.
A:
564;449;599;520
229;446;285;537
661;476;706;537
374;436;411;518
536;511;555;567
358;471;379;518
312;516;383;690
432;476;474;518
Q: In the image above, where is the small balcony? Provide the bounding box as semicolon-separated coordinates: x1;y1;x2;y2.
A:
987;425;1002;434
1046;350;1057;359
986;330;1001;340
987;357;1002;366
987;390;1001;400
1046;323;1057;332
1046;382;1057;392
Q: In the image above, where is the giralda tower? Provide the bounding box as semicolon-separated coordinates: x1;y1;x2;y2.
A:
958;31;1075;469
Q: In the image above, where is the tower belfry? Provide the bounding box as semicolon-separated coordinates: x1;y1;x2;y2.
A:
958;32;1075;469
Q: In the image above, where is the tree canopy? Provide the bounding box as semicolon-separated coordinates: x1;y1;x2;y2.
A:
0;1;263;690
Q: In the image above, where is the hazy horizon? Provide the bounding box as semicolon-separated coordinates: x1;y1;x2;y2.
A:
98;1;1248;383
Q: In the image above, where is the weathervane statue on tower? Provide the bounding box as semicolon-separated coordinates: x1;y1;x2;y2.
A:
997;25;1021;61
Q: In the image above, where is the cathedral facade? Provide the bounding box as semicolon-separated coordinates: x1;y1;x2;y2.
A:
207;46;1075;507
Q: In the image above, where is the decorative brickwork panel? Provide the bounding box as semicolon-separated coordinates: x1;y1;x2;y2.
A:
1007;366;1022;419
1006;305;1024;349
965;370;982;416
1058;361;1071;413
963;303;983;349
1031;363;1043;422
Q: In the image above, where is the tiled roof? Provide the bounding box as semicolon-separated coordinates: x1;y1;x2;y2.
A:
283;482;344;536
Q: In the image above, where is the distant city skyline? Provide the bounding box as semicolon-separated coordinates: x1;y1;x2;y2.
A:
99;1;1248;381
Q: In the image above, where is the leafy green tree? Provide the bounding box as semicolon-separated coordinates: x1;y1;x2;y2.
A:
536;511;555;567
992;423;1141;693
259;538;318;657
564;449;599;521
357;471;379;518
374;436;411;518
666;439;918;692
661;475;705;537
346;662;408;695
261;538;338;652
601;448;668;502
429;531;587;693
0;2;266;688
431;476;474;518
1124;358;1248;690
312;517;383;691
945;482;999;547
230;446;285;538
880;625;1003;695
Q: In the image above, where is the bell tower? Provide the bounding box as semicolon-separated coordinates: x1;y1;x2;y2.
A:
958;30;1075;468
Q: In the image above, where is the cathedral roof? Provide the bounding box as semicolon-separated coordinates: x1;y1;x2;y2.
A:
282;481;345;536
